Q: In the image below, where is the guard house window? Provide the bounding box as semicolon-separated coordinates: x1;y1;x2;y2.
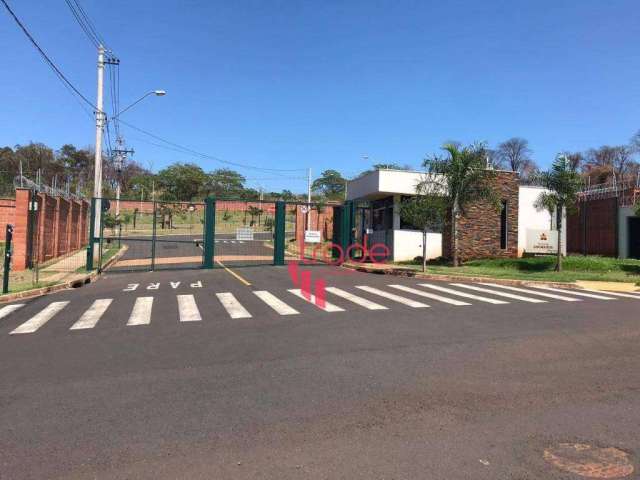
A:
500;200;508;249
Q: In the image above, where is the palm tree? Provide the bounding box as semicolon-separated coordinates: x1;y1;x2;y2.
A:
534;155;582;272
423;142;497;267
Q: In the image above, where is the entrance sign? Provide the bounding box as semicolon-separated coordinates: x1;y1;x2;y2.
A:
304;230;321;243
526;229;558;254
236;227;254;241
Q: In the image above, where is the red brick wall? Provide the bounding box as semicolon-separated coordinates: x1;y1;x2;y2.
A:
567;197;618;256
294;204;335;243
0;198;15;231
442;171;519;261
10;189;90;271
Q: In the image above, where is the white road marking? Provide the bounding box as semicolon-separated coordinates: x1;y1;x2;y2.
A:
10;301;69;334
288;289;345;312
127;297;154;326
477;283;582;302
253;291;299;315
388;285;471;306
575;289;640;299
325;287;388;310
0;304;25;320
70;299;113;330
450;283;547;303
216;292;252;318
355;286;429;308
177;294;202;322
530;286;616;300
417;284;508;304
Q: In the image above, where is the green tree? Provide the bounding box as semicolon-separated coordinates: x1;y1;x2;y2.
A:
400;194;446;272
156;163;207;201
204;169;246;197
312;169;346;200
246;205;263;226
422;142;497;267
534;155;582;272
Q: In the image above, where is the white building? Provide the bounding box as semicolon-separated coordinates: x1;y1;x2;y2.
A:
347;168;565;262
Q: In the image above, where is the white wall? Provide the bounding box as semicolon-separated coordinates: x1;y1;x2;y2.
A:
392;230;442;262
518;185;566;256
347;169;444;200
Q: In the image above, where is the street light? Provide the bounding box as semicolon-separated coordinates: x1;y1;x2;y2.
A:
112;90;167;120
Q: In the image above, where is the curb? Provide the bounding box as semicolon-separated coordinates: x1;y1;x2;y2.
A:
0;246;127;304
341;262;586;290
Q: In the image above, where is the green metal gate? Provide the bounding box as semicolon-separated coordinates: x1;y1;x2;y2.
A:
87;197;341;272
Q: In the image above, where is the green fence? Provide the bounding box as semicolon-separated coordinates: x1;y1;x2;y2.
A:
87;197;342;272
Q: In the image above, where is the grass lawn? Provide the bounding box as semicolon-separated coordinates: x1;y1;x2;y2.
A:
398;255;640;284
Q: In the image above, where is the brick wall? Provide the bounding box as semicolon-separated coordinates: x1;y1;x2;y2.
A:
567;197;618;256
0;198;15;232
11;189;90;271
442;171;519;261
294;204;335;243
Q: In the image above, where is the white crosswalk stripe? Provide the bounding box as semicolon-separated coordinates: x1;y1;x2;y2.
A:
450;283;547;303
530;286;616;300
127;297;154;326
356;286;429;308
288;289;345;312
417;284;508;304
575;289;640;299
0;304;25;320
477;283;582;301
388;285;471;306
216;292;252;318
254;291;299;315
70;299;113;330
10;301;70;334
177;294;202;322
325;287;388;310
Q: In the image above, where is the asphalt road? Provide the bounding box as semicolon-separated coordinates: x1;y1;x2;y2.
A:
1;265;639;479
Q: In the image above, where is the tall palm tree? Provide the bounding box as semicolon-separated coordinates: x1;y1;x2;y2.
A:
534;155;582;272
423;142;497;267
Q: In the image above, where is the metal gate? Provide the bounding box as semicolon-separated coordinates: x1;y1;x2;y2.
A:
87;197;340;272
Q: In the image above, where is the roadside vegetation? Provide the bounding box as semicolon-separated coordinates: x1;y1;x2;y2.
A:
398;255;640;284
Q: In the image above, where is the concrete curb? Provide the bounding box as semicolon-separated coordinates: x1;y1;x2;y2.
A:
341;262;587;290
0;246;127;304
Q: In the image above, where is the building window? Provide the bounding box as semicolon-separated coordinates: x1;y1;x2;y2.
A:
500;200;508;249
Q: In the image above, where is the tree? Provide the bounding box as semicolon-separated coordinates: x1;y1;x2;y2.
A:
203;169;246;197
400;194;446;272
246;205;263;226
583;145;638;185
631;130;640;154
156;163;207;201
534;155;582;272
422;142;497;267
312;169;346;200
495;137;537;178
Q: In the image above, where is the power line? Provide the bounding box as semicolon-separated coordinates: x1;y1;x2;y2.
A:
70;0;107;48
118;119;308;174
1;0;97;111
63;0;98;48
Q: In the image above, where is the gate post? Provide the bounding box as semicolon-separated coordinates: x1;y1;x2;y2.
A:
339;200;354;261
203;197;216;268
86;197;96;270
274;201;286;265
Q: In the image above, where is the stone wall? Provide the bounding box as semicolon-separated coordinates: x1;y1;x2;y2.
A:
442;171;519;261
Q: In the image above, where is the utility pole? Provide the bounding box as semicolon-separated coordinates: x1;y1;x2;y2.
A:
93;45;106;235
112;136;134;223
306;167;312;230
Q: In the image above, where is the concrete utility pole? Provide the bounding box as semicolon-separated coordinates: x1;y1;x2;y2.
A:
93;45;106;233
113;137;134;223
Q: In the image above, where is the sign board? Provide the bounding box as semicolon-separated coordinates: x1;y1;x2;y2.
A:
236;227;254;241
525;229;558;254
304;230;321;243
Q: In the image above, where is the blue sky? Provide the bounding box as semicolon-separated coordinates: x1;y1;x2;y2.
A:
1;0;639;192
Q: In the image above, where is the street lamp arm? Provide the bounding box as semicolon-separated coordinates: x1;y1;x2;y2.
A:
111;90;166;121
